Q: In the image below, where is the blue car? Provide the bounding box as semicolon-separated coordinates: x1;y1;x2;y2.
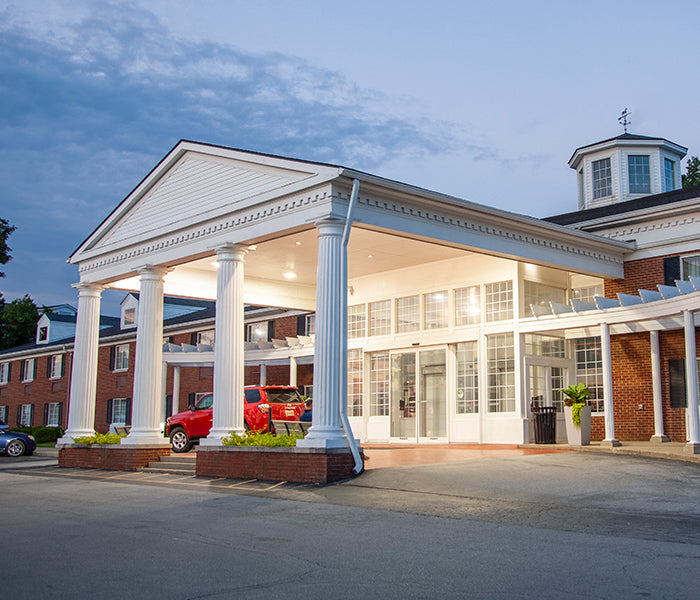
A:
0;422;36;457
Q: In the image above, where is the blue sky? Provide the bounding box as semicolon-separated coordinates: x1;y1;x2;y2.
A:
1;0;699;315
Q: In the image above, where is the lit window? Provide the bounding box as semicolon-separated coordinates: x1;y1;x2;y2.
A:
423;291;448;329
485;281;513;322
45;402;61;427
456;342;478;414
455;286;480;325
664;158;676;191
396;296;420;333
369;301;391;336
348;304;366;338
592;158;612;199
369;352;390;416
246;322;269;343
112;345;129;372
628;155;651;194
347;348;363;417
487;333;515;412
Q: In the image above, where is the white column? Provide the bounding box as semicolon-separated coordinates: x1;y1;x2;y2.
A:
650;331;669;442
172;365;181;415
298;217;347;449
202;244;247;445
684;310;700;453
123;266;170;446
58;282;104;444
289;356;298;387
600;323;621;447
260;363;267;386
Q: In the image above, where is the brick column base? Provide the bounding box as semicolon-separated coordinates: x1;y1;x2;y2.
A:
59;445;172;471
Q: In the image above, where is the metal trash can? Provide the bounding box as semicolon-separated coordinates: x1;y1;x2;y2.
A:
531;405;557;444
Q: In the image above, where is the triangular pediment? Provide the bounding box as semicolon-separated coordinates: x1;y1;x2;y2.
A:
76;142;339;257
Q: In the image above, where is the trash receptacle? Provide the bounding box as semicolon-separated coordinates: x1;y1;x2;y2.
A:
531;405;557;444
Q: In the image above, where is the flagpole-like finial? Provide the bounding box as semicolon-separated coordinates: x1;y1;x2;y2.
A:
618;108;631;133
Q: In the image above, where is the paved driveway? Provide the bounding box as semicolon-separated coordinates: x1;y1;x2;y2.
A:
3;451;699;599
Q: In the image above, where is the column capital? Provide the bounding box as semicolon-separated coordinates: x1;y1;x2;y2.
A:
71;281;106;296
215;243;248;262
314;216;346;235
137;265;172;281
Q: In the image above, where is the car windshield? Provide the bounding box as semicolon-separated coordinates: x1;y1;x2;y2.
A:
196;394;213;410
265;389;304;404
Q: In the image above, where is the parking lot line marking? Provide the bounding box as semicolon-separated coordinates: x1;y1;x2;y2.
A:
226;479;259;487
262;481;287;491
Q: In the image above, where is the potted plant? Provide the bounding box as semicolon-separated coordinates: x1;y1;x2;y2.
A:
561;383;592;446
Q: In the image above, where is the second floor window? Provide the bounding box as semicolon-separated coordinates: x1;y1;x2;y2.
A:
592;158;612;199
21;359;36;383
48;355;64;379
628;155;651;194
246;322;270;343
0;362;9;385
111;345;129;372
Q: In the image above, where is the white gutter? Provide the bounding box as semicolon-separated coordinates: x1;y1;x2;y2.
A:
340;179;364;474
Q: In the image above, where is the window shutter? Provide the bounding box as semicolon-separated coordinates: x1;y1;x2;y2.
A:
664;256;681;286
165;394;173;418
44;403;49;426
267;320;274;341
109;346;116;371
46;357;52;379
107;399;113;424
190;332;198;346
32;360;36;380
297;315;306;335
20;361;25;382
29;404;34;427
58;402;63;428
125;398;132;425
7;362;11;382
61;356;66;377
669;359;687;408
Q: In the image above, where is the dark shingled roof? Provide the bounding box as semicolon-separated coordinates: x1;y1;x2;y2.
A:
545;185;700;226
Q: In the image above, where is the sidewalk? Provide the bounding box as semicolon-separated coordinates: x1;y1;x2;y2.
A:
521;440;700;464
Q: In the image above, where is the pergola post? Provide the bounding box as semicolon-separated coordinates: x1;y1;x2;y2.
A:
600;322;621;447
683;310;700;454
649;330;669;442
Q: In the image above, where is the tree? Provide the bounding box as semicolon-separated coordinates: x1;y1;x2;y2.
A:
682;156;700;188
0;295;39;350
0;218;16;278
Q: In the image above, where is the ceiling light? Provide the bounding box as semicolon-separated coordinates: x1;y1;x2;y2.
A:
295;241;302;246
211;261;219;269
283;271;297;280
247;245;257;251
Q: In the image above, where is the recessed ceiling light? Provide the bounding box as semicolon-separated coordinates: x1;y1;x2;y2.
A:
283;271;297;280
247;245;257;251
295;241;302;246
211;261;219;269
368;254;373;259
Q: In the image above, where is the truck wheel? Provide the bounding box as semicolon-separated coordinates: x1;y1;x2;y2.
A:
170;428;192;453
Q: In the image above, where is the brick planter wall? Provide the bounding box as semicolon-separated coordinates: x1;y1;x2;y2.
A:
196;446;361;484
59;445;171;471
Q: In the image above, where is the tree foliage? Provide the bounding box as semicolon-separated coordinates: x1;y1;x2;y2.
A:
682;156;700;188
0;218;16;278
0;295;39;350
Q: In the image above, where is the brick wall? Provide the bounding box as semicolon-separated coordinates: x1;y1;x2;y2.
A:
605;255;666;297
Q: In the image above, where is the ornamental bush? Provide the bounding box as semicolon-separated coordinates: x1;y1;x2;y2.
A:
222;431;302;447
72;432;125;445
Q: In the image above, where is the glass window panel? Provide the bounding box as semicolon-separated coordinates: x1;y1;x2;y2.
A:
347;348;363;417
487;333;515;412
664;158;676;191
370;352;390;416
369;300;391;336
485;281;513;322
592;158;612;199
575;337;604;413
423;292;448;329
455;286;480;325
523;281;566;316
628;155;651;194
456;342;478;414
396;296;420;333
348;304;366;338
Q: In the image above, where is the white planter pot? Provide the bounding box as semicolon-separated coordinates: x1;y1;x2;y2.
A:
564;405;591;446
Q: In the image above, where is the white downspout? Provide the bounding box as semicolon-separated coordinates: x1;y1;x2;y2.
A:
341;178;363;474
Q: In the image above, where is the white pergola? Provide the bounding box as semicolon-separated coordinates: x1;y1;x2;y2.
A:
58;141;632;453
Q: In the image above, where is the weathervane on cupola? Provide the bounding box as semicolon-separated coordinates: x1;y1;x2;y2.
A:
618;108;631;133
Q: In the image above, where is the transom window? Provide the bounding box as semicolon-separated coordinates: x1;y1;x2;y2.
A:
456;341;478;414
628;155;651;194
485;281;513;322
523;281;566;315
525;334;566;358
592;158;612;199
369;301;391;337
571;285;603;304
347;348;363;417
423;291;448;329
348;304;366;338
487;333;515;413
396;296;420;333
454;286;480;326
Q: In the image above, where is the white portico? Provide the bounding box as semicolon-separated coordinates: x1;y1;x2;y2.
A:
60;141;631;455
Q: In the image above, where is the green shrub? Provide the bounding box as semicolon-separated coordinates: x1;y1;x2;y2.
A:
72;432;125;445
8;426;64;443
222;431;302;447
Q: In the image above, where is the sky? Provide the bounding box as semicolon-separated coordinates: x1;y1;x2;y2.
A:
1;0;699;316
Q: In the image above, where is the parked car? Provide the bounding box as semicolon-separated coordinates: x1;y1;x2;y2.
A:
0;422;37;457
165;386;306;452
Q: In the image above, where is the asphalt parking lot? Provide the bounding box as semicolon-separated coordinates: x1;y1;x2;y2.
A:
3;451;700;599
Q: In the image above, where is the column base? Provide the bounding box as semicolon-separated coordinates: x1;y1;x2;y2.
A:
56;430;96;446
650;435;671;443
121;429;170;447
600;439;622;448
684;442;700;455
296;427;348;450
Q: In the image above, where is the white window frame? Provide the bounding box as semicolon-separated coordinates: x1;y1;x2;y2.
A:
113;345;129;372
0;405;8;424
19;404;32;427
487;333;515;413
423;291;448;330
628;155;651;194
305;314;315;335
456;341;478;414
0;362;9;385
49;354;63;380
347;348;363;417
111;398;129;425
396;295;420;333
680;254;700;280
246;322;269;343
22;358;35;383
592;157;612;199
454;286;481;326
348;304;366;338
46;402;61;427
485;281;513;322
369;300;391;337
197;330;215;347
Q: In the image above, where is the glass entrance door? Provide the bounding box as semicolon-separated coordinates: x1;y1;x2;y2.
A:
391;349;446;441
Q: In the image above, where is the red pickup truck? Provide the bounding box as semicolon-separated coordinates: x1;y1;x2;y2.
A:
165;386;306;452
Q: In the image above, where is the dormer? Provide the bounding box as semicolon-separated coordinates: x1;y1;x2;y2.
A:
120;293;139;330
35;310;78;344
569;133;687;210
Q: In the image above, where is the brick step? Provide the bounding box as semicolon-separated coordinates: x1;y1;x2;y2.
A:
141;452;197;475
